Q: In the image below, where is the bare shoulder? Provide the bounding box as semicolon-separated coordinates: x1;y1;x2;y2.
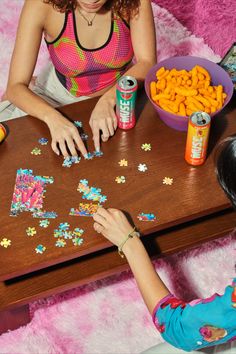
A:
20;0;51;27
131;0;153;22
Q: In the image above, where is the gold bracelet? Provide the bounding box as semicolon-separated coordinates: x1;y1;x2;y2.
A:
118;227;140;258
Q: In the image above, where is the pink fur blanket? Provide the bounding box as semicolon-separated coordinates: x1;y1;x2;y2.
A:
153;0;236;57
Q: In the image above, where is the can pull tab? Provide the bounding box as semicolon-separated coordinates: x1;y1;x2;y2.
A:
197;118;206;125
196;112;206;125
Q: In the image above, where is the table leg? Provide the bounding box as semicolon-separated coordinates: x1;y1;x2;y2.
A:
0;304;31;335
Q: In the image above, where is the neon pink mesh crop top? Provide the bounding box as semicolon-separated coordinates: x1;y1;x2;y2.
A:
46;10;134;97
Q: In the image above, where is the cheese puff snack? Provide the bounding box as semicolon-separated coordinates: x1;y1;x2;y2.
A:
150;65;227;117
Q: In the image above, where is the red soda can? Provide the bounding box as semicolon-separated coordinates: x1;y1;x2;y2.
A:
116;76;138;129
185;112;211;166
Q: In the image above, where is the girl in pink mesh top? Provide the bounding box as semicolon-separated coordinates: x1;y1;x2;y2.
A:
0;0;156;157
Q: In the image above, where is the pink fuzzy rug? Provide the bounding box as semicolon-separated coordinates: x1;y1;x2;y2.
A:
153;0;236;57
0;1;234;353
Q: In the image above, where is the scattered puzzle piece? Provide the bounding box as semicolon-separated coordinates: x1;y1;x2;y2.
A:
31;147;41;155
0;238;11;248
72;237;84;246
163;177;173;185
38;138;48;145
141;143;151;151
73;228;84;237
63;231;73;240
54;229;62;238
26;227;37;237
55;239;67;247
58;222;70;231
137;213;156;221
115;176;126;184
118;159;128;167
39;219;50;228
35;244;46;254
138;163;148;172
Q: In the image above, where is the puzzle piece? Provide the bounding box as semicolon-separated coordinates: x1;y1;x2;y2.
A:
138;163;148;172
163;177;173;185
137;213;156;221
0;238;11;248
35;244;46;254
55;239;67;247
84;152;94;160
26;227;37;237
31;147;41;155
69;203;99;217
93;150;103;157
39;219;50;228
74;121;83;128
62;156;81;168
58;222;70;231
118;159;128;167
38;138;48;145
115;176;126;183
72;237;84;246
141;143;151;151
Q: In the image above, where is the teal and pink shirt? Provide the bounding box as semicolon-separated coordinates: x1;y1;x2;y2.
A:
46;10;134;97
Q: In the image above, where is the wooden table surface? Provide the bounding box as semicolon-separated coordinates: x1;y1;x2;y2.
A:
0;93;235;282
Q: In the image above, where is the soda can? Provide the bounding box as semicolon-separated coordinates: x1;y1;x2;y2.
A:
116;76;138;129
185;112;211;166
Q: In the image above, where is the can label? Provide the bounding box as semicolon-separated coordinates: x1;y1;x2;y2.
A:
185;112;211;166
116;76;137;130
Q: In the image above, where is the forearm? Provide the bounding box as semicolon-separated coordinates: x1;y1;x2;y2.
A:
6;83;61;124
122;236;170;314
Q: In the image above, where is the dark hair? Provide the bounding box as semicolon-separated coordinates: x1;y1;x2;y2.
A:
43;0;141;19
215;135;236;208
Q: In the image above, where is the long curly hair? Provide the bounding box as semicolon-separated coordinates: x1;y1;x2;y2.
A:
43;0;141;19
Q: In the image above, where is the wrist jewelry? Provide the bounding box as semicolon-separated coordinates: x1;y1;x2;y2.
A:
118;227;140;258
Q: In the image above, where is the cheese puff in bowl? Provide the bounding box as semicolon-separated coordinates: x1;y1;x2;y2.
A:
144;56;234;131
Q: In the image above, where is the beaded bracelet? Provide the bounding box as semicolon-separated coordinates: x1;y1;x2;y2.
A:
118;227;140;258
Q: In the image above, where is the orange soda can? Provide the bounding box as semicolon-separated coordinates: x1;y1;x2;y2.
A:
185;112;211;166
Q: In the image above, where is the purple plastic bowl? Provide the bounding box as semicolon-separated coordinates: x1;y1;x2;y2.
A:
145;56;234;131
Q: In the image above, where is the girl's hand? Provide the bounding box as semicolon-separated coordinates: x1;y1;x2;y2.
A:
89;96;117;152
46;113;88;157
93;207;134;246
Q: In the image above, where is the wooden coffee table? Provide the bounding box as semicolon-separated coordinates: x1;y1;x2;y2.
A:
0;93;235;334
